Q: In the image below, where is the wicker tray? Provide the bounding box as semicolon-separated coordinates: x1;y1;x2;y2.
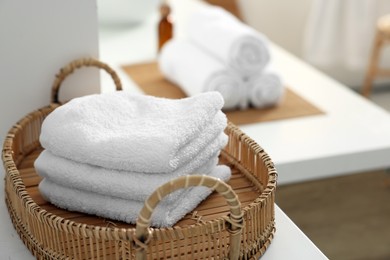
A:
2;58;277;259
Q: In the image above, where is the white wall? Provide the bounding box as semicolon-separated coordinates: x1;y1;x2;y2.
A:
238;0;390;88
238;0;313;58
0;0;100;147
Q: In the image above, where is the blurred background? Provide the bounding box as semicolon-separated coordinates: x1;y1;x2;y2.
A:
240;0;390;87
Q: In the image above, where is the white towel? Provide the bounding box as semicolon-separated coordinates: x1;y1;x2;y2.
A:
159;39;244;110
187;6;270;77
35;142;224;202
40;91;227;173
247;72;284;108
39;165;231;227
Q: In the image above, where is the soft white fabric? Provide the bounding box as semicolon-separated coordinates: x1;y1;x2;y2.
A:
35;140;225;202
303;0;390;70
40;91;226;173
159;39;243;110
39;165;231;227
187;5;270;76
247;71;284;108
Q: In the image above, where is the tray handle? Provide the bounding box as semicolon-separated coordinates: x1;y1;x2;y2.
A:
134;175;243;260
51;58;122;104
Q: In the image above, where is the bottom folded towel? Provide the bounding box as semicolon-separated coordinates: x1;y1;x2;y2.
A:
39;165;231;227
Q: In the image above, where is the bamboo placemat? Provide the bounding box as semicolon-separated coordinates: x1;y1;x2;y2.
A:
122;62;323;125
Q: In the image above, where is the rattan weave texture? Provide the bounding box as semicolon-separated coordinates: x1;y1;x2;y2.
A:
2;58;277;259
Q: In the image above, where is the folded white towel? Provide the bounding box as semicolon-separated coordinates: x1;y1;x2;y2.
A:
40;91;227;173
187;6;270;77
247;72;285;108
35;139;224;202
39;165;231;227
159;39;244;110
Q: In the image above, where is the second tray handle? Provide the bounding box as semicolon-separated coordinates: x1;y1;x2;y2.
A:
134;175;243;260
51;57;122;104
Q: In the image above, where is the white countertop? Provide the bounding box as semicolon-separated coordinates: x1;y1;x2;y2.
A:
242;44;390;185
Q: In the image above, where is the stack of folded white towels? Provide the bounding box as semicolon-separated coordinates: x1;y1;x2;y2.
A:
34;91;231;227
159;6;285;110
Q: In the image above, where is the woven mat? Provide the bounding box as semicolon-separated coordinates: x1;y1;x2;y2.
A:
122;62;323;125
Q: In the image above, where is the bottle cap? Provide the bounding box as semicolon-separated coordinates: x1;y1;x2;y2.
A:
160;3;171;17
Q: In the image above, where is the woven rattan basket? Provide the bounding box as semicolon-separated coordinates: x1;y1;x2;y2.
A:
2;58;277;259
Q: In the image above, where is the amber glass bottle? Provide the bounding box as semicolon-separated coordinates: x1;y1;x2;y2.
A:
158;3;173;51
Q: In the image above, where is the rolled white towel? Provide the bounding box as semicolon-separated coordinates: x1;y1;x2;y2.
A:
35;134;225;202
40;91;227;173
187;6;270;76
247;71;284;108
39;165;231;227
159;39;243;110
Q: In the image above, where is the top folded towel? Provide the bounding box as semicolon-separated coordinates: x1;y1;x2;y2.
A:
187;6;270;77
40;91;226;173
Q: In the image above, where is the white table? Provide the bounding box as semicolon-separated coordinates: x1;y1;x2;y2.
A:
243;44;390;185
